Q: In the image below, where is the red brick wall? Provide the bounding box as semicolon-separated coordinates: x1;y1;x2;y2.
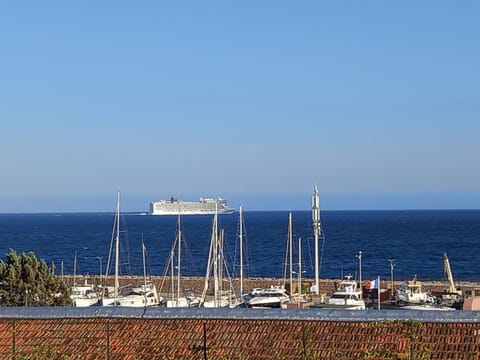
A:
0;317;479;359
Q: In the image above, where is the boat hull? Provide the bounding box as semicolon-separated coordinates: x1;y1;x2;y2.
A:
150;197;234;215
311;303;366;310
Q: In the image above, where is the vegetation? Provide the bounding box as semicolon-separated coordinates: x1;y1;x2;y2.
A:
0;249;72;306
361;320;432;360
16;347;70;360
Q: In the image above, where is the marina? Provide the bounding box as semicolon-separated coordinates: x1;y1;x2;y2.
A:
65;273;480;310
1;188;480;310
4;1;479;357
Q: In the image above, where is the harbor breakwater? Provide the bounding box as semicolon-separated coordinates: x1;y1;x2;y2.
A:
67;274;480;301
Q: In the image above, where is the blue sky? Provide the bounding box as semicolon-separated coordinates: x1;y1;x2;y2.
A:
1;2;479;212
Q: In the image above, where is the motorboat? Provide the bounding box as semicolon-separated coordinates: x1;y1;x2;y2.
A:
71;284;99;307
246;285;290;308
116;282;160;307
395;275;436;305
313;276;366;310
166;294;201;308
99;281;161;307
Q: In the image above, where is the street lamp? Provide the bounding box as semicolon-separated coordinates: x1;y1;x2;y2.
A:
356;251;363;298
96;256;103;287
389;259;396;300
96;257;103;276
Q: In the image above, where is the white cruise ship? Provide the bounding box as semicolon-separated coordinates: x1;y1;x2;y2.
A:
149;197;234;215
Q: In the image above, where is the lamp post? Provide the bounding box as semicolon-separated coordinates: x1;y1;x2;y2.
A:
389;259;396;300
356;251;363;298
96;257;103;276
96;256;103;286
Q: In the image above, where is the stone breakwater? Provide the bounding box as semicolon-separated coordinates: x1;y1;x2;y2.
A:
65;275;480;298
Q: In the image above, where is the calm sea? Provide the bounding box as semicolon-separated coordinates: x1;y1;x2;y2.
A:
0;210;479;282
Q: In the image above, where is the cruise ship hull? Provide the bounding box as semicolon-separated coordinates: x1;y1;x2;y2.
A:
149;197;234;215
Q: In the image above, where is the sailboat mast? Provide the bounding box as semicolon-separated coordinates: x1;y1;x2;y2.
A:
114;191;120;302
289;212;293;296
239;205;244;297
312;184;320;295
177;212;182;305
219;228;224;306
142;239;147;305
213;202;219;307
200;213;215;306
298;237;302;298
170;247;175;303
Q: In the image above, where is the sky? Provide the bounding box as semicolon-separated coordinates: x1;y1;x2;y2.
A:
1;1;479;212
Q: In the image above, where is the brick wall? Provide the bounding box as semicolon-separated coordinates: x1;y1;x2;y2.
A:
0;308;479;359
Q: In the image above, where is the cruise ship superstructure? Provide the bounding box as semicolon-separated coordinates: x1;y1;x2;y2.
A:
149;197;234;215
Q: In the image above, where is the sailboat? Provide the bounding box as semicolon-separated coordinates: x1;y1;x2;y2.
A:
70;252;99;307
247;212;295;309
232;205;250;305
281;231;311;308
163;212;201;307
200;202;238;308
238;205;246;299
99;192;161;307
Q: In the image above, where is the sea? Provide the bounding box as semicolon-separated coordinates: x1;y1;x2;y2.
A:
0;210;479;282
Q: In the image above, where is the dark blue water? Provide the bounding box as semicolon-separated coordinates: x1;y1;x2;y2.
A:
0;210;479;281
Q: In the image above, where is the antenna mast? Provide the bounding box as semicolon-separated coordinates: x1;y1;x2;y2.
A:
312;184;320;295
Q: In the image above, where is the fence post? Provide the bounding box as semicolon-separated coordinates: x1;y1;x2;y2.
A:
12;319;16;360
302;324;308;360
203;322;207;360
106;321;110;360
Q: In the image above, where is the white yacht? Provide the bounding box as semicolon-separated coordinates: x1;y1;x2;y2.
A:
314;276;366;310
100;282;160;307
71;284;99;307
246;285;290;308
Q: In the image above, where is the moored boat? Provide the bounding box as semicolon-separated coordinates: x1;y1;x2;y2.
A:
312;275;366;310
99;192;161;307
395;275;436;305
71;284;99;307
163;212;201;308
199;204;239;308
246;285;290;308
